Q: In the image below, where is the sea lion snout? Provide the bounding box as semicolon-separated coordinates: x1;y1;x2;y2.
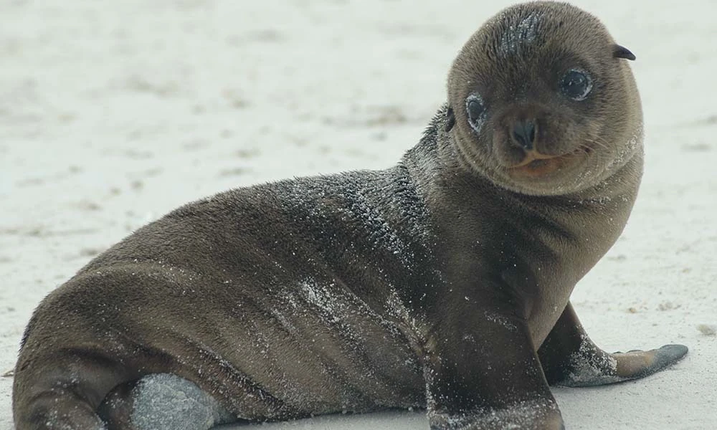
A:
494;108;552;164
492;109;588;179
511;119;537;150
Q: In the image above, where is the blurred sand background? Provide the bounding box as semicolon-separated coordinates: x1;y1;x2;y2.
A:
0;0;715;428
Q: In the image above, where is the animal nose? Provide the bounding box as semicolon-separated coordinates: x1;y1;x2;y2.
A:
511;119;536;150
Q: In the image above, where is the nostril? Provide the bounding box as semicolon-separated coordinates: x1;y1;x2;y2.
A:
511;120;536;150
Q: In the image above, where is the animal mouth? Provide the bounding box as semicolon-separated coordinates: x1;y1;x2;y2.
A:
507;148;585;178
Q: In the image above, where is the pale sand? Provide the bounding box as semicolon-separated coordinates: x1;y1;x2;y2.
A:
1;1;715;428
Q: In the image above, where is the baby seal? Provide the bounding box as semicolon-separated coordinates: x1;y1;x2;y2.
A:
13;2;687;429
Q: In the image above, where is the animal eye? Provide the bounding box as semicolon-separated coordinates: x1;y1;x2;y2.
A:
465;94;487;133
560;69;593;101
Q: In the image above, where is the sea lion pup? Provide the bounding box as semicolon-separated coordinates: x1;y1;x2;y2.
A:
13;2;687;430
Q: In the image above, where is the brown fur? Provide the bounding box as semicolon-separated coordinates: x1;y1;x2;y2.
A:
447;2;643;196
13;3;686;430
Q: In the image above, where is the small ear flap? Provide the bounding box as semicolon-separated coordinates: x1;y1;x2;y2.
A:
446;107;455;132
613;44;636;61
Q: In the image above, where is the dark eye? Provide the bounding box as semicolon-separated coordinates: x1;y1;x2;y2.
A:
560;69;593;101
465;94;487;133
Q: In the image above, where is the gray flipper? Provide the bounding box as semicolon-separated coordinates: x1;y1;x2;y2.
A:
539;303;688;387
99;373;235;430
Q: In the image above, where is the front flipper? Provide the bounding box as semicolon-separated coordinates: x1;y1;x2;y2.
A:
538;302;688;387
424;295;564;430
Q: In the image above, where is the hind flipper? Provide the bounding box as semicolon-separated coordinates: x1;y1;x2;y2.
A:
98;374;235;430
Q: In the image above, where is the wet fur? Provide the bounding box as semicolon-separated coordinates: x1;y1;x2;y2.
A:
13;2;686;430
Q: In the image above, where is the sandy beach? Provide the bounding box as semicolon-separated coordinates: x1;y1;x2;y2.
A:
1;0;715;428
